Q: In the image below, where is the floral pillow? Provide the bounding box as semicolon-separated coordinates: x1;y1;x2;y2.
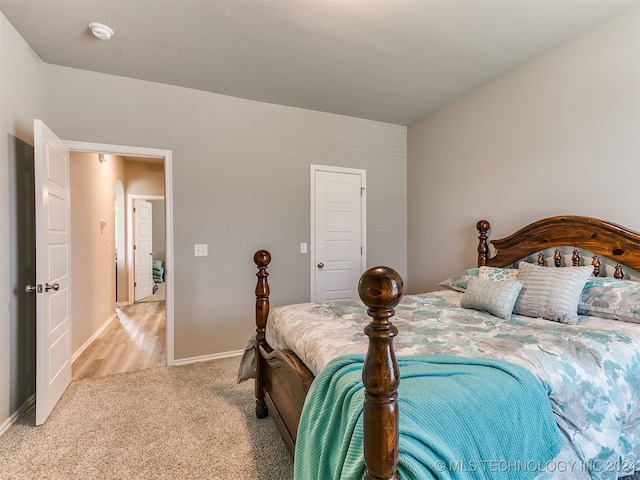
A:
460;276;524;320
438;268;479;292
439;266;520;292
479;266;519;282
578;277;640;324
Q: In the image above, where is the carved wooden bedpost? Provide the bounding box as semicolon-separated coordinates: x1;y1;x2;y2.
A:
572;248;581;266
359;266;404;480
592;255;601;277
477;220;491;267
254;250;271;419
554;248;562;267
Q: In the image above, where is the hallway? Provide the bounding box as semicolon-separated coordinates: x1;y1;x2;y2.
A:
71;294;166;381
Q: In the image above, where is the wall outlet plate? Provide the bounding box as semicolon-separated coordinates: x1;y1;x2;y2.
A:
194;244;208;256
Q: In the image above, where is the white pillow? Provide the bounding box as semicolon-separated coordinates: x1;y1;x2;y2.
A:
513;262;593;325
461;276;524;320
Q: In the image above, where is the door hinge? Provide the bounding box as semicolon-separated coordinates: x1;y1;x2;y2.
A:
133;244;136;250
134;281;137;287
133;207;136;212
361;187;365;196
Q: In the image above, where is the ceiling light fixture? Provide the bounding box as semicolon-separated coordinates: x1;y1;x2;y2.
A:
88;22;114;40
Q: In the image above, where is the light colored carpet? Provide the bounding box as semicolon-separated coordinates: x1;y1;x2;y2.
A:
136;282;165;303
0;357;293;479
4;356;640;480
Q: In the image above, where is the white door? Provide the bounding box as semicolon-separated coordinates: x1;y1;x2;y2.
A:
134;199;154;301
33;120;71;426
311;166;366;303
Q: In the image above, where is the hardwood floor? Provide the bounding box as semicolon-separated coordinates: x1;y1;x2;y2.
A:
72;299;166;381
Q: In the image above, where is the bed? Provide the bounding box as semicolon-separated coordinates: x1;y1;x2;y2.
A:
250;216;640;479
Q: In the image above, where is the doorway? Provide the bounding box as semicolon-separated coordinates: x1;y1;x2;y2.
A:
130;195;164;302
66;141;174;368
69;152;169;380
309;164;367;303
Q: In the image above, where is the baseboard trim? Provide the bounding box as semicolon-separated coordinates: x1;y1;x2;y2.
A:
173;350;243;366
72;312;118;363
0;394;35;438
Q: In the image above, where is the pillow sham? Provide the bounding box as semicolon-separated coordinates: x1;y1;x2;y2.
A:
479;266;519;282
438;268;479;292
460;276;524;320
513;262;593;325
578;277;640;324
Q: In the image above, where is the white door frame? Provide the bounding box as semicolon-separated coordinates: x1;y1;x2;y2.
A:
309;164;367;303
65;141;175;366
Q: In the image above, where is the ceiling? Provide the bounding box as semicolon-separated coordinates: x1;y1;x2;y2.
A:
1;0;638;126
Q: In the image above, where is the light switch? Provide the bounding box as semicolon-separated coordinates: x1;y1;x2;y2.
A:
300;243;307;254
194;244;208;256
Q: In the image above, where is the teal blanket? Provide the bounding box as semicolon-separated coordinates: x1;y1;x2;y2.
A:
294;355;563;480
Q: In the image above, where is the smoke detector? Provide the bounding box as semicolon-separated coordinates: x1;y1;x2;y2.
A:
88;22;114;40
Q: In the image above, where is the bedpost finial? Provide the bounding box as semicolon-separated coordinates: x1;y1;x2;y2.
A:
477;220;490;234
254;250;271;267
360;266;402;479
477;220;491;267
358;266;403;311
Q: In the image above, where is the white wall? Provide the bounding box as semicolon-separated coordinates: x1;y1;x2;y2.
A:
150;199;166;267
70;152;127;354
126;160;165;197
0;12;46;433
407;6;640;293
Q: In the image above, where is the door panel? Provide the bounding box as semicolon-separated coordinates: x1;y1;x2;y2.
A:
312;168;365;302
34;119;71;426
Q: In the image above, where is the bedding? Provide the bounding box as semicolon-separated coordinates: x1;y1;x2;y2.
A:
266;290;640;479
438;267;478;292
579;277;640;324
479;265;519;282
294;355;564;480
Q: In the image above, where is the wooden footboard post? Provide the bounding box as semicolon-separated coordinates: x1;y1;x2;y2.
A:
477;220;491;266
254;250;271;419
359;267;403;480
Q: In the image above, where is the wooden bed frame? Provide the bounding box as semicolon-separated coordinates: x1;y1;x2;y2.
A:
253;215;640;480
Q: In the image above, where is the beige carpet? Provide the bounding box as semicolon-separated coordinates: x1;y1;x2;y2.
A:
0;357;293;479
5;357;640;480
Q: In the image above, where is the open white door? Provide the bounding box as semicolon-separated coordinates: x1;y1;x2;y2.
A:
134;199;154;301
310;165;366;303
33;120;72;425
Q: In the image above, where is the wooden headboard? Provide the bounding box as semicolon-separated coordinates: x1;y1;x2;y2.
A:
477;216;640;274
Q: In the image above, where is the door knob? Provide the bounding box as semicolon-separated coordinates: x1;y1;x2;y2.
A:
25;284;41;293
44;283;60;292
317;263;324;269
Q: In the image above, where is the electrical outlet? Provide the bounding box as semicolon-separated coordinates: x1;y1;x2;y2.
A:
300;243;307;254
194;244;208;257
